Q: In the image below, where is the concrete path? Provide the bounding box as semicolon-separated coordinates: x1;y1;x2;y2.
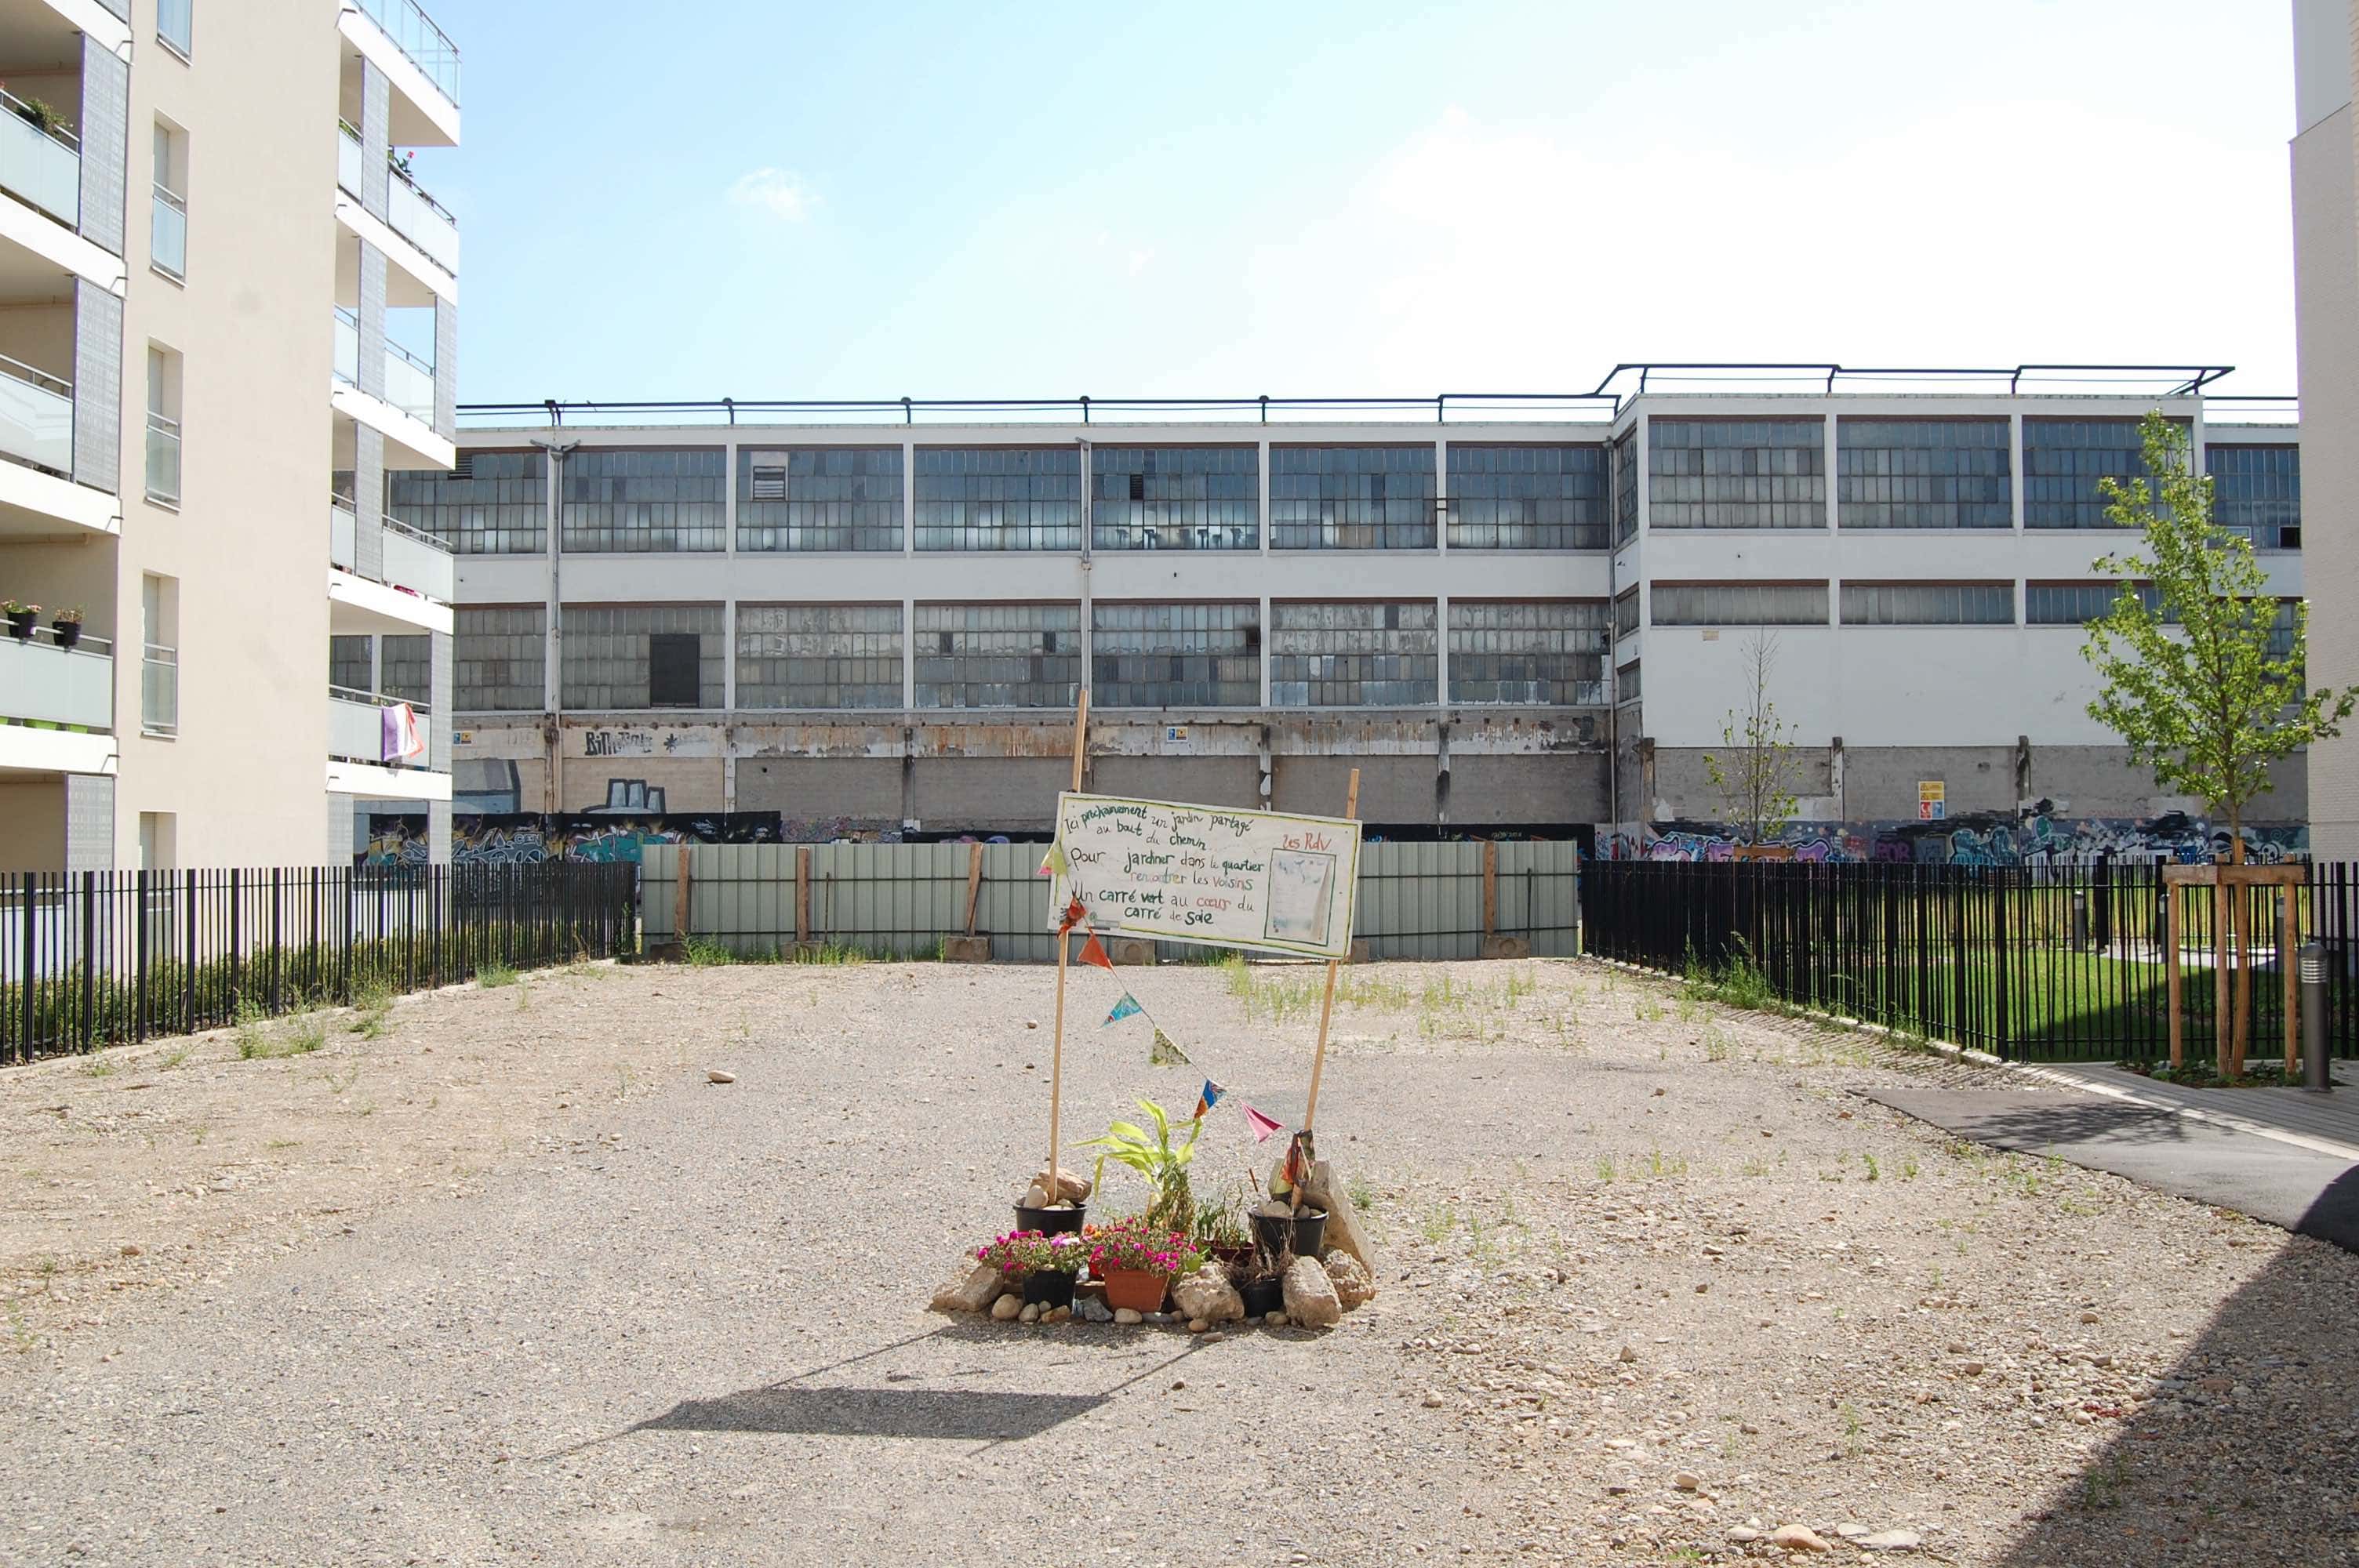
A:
1860;1086;2359;1253
2038;1058;2359;1152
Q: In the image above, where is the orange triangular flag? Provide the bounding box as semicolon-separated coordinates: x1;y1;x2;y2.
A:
1079;931;1114;969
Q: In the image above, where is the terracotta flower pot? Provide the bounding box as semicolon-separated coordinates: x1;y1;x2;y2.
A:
1100;1269;1168;1314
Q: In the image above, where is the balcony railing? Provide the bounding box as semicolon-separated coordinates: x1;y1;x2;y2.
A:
144;412;180;506
383;514;453;601
140;643;176;737
0;87;79;229
329;686;434;767
151;185;187;278
336;121;366;200
386;165;458;274
0;629;111;731
354;0;462;109
384;341;435;423
333;307;358;386
0;352;72;477
330;499;357;571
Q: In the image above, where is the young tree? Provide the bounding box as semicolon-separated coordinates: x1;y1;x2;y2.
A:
1703;630;1802;845
2082;412;2354;1073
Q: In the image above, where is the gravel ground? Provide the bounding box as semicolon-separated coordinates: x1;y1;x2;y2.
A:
2;956;2354;1567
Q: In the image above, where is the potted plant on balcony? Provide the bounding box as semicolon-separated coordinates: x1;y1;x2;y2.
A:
2;599;38;641
1084;1214;1194;1316
3;88;69;138
50;606;80;649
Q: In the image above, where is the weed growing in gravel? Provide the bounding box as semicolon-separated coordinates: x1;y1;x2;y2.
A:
1902;1156;1920;1179
794;942;872;966
1701;1028;1733;1063
1419;1205;1456;1243
157;1044;191;1069
81;1054;116;1078
232;1000;270;1059
1595;1154;1616;1183
476;963;518;989
1861;1152;1880;1181
1646;1148;1687;1179
2081;1453;2131;1510
266;1138;300;1151
5;1301;33;1353
1633;996;1666;1023
1349;1173;1374;1211
1680;943;1777;1012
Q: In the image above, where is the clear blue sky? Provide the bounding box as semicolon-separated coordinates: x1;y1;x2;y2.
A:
416;1;2299;405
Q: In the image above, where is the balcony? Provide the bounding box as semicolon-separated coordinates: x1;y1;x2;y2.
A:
151;185;186;278
140;642;176;737
385;164;458;274
333;306;358;385
0;626;110;731
329;498;453;607
144;411;180;506
355;0;460;107
383;340;434;423
337;122;366;200
329;686;434;767
0;88;78;230
0;351;71;478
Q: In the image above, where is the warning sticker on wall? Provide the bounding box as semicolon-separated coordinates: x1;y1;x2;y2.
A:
1918;781;1946;822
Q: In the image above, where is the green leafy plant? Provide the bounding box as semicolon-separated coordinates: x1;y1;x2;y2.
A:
1189;1189;1249;1253
1078;1097;1201;1232
1702;630;1802;844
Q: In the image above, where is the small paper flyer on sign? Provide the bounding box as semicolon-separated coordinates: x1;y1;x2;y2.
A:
1046;793;1361;960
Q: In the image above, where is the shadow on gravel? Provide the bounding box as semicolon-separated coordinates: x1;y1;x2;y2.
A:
1990;1231;2359;1568
640;1385;1103;1441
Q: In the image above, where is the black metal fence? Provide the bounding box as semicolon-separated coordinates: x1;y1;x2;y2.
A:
2;862;638;1064
1582;859;2359;1062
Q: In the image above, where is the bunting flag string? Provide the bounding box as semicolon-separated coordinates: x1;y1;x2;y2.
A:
1101;993;1143;1027
1192;1079;1225;1119
1240;1103;1285;1142
1079;931;1114;971
1037;843;1069;878
1148;1028;1190;1068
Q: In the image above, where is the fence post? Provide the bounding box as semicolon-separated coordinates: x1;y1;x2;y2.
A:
183;869;198;1034
1482;840;1498;938
674;846;692;951
1991;869;2012;1058
796;846;812;947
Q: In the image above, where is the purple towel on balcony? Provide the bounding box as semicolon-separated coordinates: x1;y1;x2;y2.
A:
380;702;423;763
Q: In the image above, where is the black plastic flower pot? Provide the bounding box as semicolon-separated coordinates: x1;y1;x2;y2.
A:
1239;1276;1285;1317
5;612;32;642
51;621;78;649
1013;1202;1085;1236
1021;1272;1077;1309
1250;1207;1328;1261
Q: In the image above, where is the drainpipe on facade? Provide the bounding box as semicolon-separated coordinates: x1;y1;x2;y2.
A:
536;437;579;813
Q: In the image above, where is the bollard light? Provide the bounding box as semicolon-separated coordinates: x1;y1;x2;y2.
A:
2299;940;2330;1094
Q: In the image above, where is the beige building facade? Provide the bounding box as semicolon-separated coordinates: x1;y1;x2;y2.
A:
0;0;459;873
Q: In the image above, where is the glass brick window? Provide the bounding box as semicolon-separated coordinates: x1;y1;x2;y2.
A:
1091;602;1259;707
1612;430;1637;544
1447;601;1608;705
914;448;1081;550
739;447;903;552
560;604;724;710
1446;445;1609;549
390;448;546;555
1648;419;1825;529
1839;582;2015;625
1612;588;1639;639
736;604;903;710
1650;582;1829;626
381;634;431;703
2023;418;2183;528
913;603;1080;708
561;448;726;552
330;634;372;693
1269;446;1436;550
1836;419;2012;529
455;605;547;712
1091;447;1257;550
1269;601;1438;706
2025;583;2168;624
2205;444;2299;548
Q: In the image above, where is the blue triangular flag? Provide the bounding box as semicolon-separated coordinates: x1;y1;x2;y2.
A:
1102;993;1143;1027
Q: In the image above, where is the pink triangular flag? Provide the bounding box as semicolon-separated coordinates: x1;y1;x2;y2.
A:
1240;1103;1284;1142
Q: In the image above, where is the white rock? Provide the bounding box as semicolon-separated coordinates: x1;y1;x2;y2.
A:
1076;1297;1114;1323
1323;1250;1376;1309
930;1262;1004;1314
1859;1530;1923;1552
706;1069;736;1083
1018;1302;1041;1323
1172;1261;1246;1324
990;1294;1022;1321
1114;1306;1144;1326
1281;1255;1342;1328
1674;1472;1701;1491
1768;1525;1831;1552
1020;1182;1050;1209
1265;1310;1289;1327
1187;1318;1209;1333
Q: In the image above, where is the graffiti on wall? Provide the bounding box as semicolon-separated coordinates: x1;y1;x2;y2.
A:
363;811;906;866
1618;812;2310;867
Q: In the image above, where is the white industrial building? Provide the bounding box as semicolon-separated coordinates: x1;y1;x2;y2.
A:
363;371;2306;862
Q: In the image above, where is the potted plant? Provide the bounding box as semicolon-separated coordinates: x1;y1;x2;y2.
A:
976;1229;1086;1311
1084;1214;1193;1315
1078;1097;1201;1233
50;606;80;649
1250;1198;1328;1266
1190;1190;1252;1266
2;599;38;641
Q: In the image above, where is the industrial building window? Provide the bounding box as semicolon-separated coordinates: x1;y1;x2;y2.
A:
381;634;431;703
2268;598;2301;662
1836;419;2012;529
2025;583;2168;625
914;448;1082;550
1648;419;1825;529
454;605;546;712
2023;418;2184;528
1616;660;1640;705
1612;430;1637;544
1269;601;1438;706
329;635;372;694
736;604;904;709
1447;601;1608;705
1090;447;1257;550
1446;445;1609;549
1649;582;1829;626
560;604;724;710
913;603;1081;708
2206;444;2299;549
1839;582;2015;626
392;449;547;555
1268;446;1436;550
738;447;903;551
1090;602;1259;707
1612;588;1639;639
560;448;726;553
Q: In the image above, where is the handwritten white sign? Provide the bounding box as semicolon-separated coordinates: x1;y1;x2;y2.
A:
1049;793;1361;959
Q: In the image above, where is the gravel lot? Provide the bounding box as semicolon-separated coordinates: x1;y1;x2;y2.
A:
3;956;2354;1566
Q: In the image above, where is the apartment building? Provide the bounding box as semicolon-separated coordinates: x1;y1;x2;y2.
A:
2295;0;2359;862
406;372;2304;859
0;0;459;873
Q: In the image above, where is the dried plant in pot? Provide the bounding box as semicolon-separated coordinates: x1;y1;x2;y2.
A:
50;605;80;649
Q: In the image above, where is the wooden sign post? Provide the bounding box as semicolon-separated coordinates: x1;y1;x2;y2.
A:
1301;768;1361;1132
1045;691;1089;1195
